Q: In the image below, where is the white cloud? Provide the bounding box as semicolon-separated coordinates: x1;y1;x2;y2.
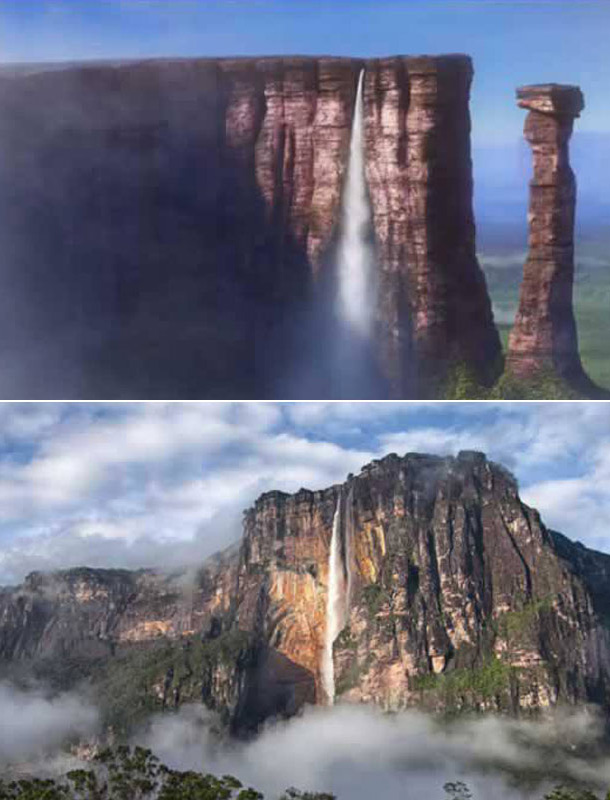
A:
0;402;608;584
0;404;376;582
141;703;610;800
379;427;486;458
522;438;610;552
0;683;98;765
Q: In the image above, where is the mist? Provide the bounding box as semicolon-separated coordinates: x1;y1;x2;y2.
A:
0;682;98;765
2;680;610;798
139;704;610;799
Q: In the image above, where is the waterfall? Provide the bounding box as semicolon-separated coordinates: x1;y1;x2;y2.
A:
336;68;374;339
321;494;343;705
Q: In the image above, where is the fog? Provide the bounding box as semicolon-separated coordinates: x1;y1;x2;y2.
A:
0;682;98;765
2;679;610;798
140;704;610;799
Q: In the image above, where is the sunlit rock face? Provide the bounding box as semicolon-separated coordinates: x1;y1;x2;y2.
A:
506;84;587;387
235;452;610;717
364;56;501;397
2;452;610;732
0;55;501;399
0;549;239;660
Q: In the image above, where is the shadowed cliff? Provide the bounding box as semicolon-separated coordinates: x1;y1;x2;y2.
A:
0;55;502;399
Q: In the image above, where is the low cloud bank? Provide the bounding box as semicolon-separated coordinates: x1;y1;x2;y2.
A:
0;682;98;765
2;689;609;798
141;704;610;800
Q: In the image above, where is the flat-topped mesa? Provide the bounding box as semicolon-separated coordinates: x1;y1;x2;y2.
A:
506;83;587;385
0;54;501;399
5;451;610;731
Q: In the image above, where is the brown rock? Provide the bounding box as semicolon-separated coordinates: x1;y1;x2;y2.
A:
4;452;610;731
0;55;502;399
364;55;501;397
506;84;587;384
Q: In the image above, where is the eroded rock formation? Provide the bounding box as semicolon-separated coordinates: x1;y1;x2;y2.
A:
0;55;501;399
506;84;587;386
364;56;501;396
2;451;610;732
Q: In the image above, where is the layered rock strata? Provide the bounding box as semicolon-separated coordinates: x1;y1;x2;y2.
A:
506;84;587;385
0;55;501;398
2;451;610;731
364;56;501;396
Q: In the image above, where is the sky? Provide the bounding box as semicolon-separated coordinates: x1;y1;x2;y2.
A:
0;0;609;146
0;400;608;585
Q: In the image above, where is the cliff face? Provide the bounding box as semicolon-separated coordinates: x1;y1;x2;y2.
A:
364;57;501;397
0;55;500;399
2;452;610;733
236;452;610;715
0;547;238;661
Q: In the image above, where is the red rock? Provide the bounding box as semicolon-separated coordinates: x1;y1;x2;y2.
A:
506;84;587;385
4;452;610;727
0;56;502;398
364;55;501;397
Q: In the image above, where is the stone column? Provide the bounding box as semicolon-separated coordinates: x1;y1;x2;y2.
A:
506;84;585;384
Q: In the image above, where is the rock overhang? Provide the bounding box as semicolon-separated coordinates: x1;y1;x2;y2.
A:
517;83;585;117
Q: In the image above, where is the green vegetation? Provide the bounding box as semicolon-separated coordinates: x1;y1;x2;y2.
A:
444;782;473;800
488;369;580;400
0;747;267;800
544;789;608;800
496;597;554;641
438;362;492;401
93;630;253;735
2;749;609;800
94;640;180;733
333;626;357;652
361;583;386;618
199;629;253;669
413;656;514;701
335;653;374;696
439;360;580;401
574;268;610;391
443;784;610;800
481;247;610;397
430;246;610;399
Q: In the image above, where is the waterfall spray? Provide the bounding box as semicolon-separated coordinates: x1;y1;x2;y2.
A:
337;68;375;339
322;494;343;705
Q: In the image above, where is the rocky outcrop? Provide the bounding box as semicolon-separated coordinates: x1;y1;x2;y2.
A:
2;451;610;732
0;55;501;399
506;84;587;387
0;546;239;662
364;56;501;397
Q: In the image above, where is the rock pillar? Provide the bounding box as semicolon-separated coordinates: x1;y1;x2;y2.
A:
506;84;585;384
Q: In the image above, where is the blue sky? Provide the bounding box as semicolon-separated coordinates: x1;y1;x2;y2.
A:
0;0;609;145
0;401;608;584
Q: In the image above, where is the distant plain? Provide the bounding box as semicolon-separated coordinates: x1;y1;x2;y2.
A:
474;130;610;392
